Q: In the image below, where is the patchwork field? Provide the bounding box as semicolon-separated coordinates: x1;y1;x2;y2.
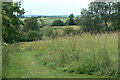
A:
20;17;68;26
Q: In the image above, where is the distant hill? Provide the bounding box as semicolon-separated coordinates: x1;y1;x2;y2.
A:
24;15;80;18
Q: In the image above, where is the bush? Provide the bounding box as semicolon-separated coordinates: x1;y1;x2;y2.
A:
45;29;54;38
65;14;75;25
74;16;81;25
21;30;42;41
63;27;75;35
39;19;45;28
23;17;38;32
80;15;104;34
52;20;64;26
72;29;81;35
63;27;81;36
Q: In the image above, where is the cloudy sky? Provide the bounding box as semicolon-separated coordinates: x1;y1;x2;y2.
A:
14;0;93;15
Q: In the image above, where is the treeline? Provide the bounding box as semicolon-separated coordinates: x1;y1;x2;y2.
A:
2;2;119;44
2;2;24;43
52;14;76;26
52;2;119;33
79;2;119;33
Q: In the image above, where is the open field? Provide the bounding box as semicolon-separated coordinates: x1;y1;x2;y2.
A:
20;17;68;26
20;18;68;26
3;33;118;78
40;25;80;34
45;25;80;29
3;1;119;78
41;18;68;26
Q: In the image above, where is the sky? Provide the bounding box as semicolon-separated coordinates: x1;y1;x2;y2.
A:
13;0;93;15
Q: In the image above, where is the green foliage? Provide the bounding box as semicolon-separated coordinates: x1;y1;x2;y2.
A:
3;42;107;78
79;2;119;33
2;33;118;78
63;27;75;35
2;2;24;43
40;18;67;26
66;14;75;25
74;16;81;25
37;16;42;18
45;29;54;38
80;15;99;33
52;20;64;26
23;17;38;32
39;19;45;28
21;30;42;41
28;33;117;77
63;27;81;36
41;28;60;39
43;16;47;18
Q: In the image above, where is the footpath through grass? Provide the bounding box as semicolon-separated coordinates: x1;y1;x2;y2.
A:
2;51;107;78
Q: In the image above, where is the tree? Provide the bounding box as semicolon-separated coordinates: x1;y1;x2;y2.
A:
81;8;89;16
66;14;75;25
43;16;47;18
52;20;64;26
63;27;75;35
37;16;42;18
88;2;119;31
2;2;25;43
79;2;119;33
23;17;38;32
74;16;80;25
39;19;45;28
21;30;42;41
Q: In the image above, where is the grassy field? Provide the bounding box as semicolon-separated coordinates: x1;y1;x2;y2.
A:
2;33;118;78
41;17;68;26
20;17;68;26
40;25;80;36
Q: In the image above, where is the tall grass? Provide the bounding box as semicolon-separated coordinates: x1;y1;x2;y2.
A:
14;33;118;77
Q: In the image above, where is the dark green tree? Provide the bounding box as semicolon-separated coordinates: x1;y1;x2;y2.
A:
66;14;75;25
22;30;42;41
39;19;45;28
74;16;80;25
23;17;38;32
2;2;25;43
80;2;119;33
52;20;64;26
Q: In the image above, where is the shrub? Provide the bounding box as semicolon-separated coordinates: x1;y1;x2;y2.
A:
39;19;45;28
52;32;59;38
63;27;75;35
21;30;42;41
45;29;54;38
23;17;38;32
72;29;81;35
52;20;64;26
65;14;75;25
74;16;81;25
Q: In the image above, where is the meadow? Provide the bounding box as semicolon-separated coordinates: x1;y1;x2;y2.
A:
20;17;68;26
2;32;118;78
41;17;68;26
2;1;119;78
